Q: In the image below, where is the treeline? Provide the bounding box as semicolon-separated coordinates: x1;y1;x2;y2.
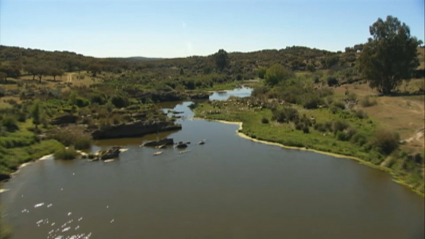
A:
0;45;352;84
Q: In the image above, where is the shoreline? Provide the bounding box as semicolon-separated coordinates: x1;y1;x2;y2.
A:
0;154;54;194
211;119;425;197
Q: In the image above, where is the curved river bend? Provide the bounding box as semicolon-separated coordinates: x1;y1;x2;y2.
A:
1;88;424;239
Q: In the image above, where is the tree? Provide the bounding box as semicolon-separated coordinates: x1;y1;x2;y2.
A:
358;16;422;94
87;64;102;77
34;65;48;83
257;67;267;79
31;100;41;129
214;49;229;72
264;64;294;86
50;68;64;81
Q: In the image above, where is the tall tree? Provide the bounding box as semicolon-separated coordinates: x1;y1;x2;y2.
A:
358;16;422;94
214;49;229;72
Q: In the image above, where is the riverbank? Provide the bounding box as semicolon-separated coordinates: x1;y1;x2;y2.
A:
195;104;425;197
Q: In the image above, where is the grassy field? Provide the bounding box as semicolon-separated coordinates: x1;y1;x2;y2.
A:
333;79;424;153
193;88;425;196
0;120;63;174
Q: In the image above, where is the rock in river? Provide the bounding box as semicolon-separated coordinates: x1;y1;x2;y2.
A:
92;120;182;140
143;138;174;147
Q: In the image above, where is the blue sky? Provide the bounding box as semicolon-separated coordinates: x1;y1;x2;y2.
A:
0;0;424;58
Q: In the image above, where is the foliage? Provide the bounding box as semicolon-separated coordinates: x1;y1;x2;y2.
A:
257;67;267;79
360;96;377;107
372;129;400;155
110;94;129;108
49;127;91;149
358;16;422;94
264;64;294;86
214;49;229;72
261;117;269;124
54;147;78;160
1;116;18;132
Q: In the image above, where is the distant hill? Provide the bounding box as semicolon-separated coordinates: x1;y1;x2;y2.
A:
110;56;165;62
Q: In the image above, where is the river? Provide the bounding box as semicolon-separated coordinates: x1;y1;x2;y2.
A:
0;88;424;239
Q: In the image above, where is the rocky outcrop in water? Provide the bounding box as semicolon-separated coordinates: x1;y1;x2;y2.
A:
143;138;174;147
100;147;121;160
91;120;182;140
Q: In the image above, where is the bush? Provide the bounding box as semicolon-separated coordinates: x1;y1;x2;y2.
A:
261;117;269;124
74;137;92;150
111;95;129;108
54;147;78;160
252;85;269;97
1;116;18;132
303;96;323;109
49;127;91;149
75;97;89;108
272;107;299;123
314;123;328;133
333;101;345;110
360;96;377;107
351;133;367;146
372;130;400;155
90;94;107;105
332;120;349;134
257;67;267;79
354;109;367;119
295;122;303;130
336;131;350;141
302;126;310;134
327;76;339;86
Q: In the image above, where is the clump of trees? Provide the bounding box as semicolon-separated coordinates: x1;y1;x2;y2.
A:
264;64;294;86
358;16;422;94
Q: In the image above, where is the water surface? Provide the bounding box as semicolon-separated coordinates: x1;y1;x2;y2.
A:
0;90;423;239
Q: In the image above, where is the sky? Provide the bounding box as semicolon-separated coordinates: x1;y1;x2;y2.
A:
0;0;424;58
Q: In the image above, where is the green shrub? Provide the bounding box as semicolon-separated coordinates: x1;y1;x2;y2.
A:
74;137;92;150
261;117;269;124
360;96;377;107
90;94;107;105
272;107;299;123
54;147;78;160
354;109;368;119
295;122;303;130
327;76;339;86
252;85;269;97
257;67;267;79
372;130;400;155
75;97;89;107
332;120;349;134
333;101;345;110
336;131;350;141
111;95;129;108
1;116;18;132
303;96;323;109
302;126;310;134
314;123;328;133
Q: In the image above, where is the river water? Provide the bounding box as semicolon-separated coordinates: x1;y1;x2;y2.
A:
1;88;424;239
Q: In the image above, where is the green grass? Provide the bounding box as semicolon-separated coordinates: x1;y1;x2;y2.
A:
0;120;63;174
194;101;424;196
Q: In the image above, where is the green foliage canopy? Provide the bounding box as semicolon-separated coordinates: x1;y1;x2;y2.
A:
264;64;294;86
358;16;422;94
